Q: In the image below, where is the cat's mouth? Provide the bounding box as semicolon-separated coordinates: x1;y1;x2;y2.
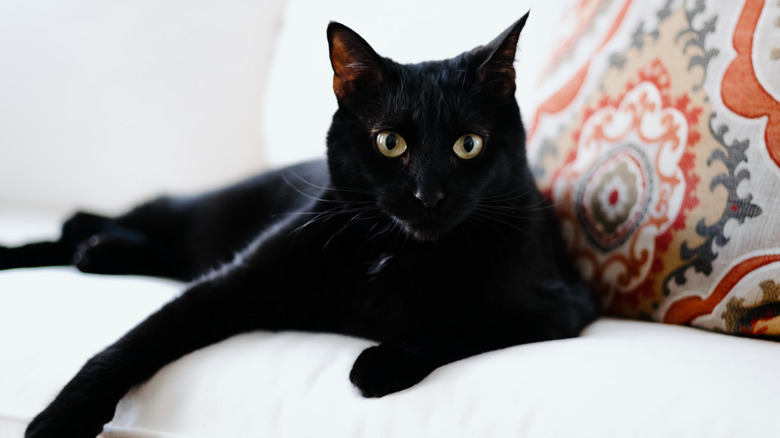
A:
380;194;473;242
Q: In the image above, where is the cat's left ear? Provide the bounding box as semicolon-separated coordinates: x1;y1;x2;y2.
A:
327;22;385;101
477;12;529;96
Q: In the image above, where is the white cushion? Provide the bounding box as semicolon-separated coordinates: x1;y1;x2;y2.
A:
1;209;779;437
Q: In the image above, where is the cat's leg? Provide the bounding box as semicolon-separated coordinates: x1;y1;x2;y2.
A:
349;282;597;398
24;210;334;438
63;210;192;278
0;241;70;270
0;212;109;270
3;162;329;277
348;329;511;398
71;230;187;279
25;280;243;437
24;265;303;438
349;327;550;398
0;212;177;276
0;208;191;278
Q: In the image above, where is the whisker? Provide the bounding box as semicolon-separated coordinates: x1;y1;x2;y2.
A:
282;171;376;204
473;205;547;221
466;210;539;244
322;210;369;252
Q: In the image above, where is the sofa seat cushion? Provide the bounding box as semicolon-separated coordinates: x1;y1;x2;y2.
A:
2;265;779;438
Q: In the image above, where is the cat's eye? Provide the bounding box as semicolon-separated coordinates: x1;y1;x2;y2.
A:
453;134;484;159
375;131;408;158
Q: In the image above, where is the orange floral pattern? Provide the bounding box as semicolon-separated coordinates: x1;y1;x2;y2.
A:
721;0;780;169
550;61;701;313
529;0;780;337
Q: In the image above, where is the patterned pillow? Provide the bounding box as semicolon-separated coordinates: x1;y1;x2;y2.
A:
527;0;780;338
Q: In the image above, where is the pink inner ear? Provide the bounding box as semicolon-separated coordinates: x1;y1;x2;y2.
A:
330;35;358;99
328;25;383;100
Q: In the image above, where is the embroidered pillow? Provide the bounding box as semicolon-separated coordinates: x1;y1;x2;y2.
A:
528;0;780;337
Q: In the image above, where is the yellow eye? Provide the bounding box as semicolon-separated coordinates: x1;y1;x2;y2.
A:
376;131;407;158
453;134;484;159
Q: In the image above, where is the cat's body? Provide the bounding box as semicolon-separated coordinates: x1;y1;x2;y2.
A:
5;15;598;438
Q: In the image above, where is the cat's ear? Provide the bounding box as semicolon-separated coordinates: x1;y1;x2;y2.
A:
476;12;529;96
327;22;385;101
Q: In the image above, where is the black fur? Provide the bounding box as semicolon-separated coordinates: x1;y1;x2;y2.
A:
5;14;598;437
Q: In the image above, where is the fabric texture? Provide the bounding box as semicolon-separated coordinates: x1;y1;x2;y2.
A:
528;0;780;337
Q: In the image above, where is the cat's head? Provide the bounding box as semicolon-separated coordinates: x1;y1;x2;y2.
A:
325;14;530;242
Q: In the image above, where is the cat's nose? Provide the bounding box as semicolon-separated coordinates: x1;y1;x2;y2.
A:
414;189;445;208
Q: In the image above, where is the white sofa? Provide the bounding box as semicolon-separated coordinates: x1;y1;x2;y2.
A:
2;0;779;437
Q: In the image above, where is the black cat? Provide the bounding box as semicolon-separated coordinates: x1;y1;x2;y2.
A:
5;13;598;438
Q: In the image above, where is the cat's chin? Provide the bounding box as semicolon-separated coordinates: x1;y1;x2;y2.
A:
392;217;451;243
407;228;445;243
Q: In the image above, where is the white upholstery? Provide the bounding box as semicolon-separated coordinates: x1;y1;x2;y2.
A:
2;243;778;437
2;214;779;438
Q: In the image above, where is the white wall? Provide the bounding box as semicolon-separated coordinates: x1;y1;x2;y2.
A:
0;0;566;214
0;0;284;213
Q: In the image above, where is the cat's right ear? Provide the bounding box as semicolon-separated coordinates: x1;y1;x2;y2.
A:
327;22;384;101
476;12;529;97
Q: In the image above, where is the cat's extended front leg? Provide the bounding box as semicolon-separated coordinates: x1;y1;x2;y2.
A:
25;260;306;438
24;275;264;438
349;282;597;398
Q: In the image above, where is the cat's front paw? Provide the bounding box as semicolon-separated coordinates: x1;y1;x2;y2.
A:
349;343;434;398
25;412;104;438
25;397;110;438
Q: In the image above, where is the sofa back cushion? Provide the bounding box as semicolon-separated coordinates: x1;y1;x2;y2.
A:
0;0;284;212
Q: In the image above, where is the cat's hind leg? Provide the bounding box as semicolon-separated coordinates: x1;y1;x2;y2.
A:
0;241;70;270
71;230;185;279
0;212;109;270
1;210;189;279
23;220;332;437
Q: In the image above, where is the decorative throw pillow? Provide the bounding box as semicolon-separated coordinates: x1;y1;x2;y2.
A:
527;0;780;338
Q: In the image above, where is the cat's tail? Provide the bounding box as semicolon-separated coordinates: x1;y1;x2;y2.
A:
0;241;71;270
